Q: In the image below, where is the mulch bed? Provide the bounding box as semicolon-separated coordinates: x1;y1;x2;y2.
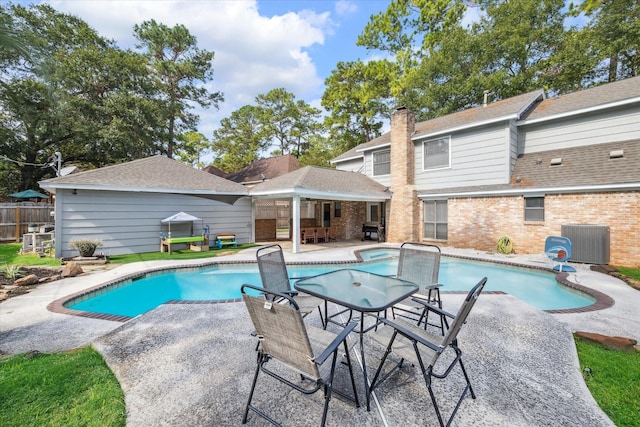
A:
0;266;63;302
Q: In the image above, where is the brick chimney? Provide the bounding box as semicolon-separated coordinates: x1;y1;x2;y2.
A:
388;106;420;242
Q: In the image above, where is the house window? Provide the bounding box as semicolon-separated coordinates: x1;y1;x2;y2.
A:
423;137;450;170
525;197;544;221
372;149;390;176
334;202;341;217
423;200;447;240
367;202;379;223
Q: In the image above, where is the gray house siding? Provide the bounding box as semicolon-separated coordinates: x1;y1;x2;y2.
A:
414;123;510;190
334;158;363;173
508;120;519;180
518;105;640;153
54;190;251;257
364;149;392;187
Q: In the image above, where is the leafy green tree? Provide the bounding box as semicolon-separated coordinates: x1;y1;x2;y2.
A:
571;0;640;82
211;105;267;173
175;131;210;169
0;4;159;192
356;0;468;110
291;99;323;158
322;60;392;152
298;134;335;168
133;19;224;159
476;0;568;98
255;88;299;156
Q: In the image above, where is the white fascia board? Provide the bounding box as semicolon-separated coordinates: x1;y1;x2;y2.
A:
412;115;518;141
251;187;390;202
418;182;640;199
355;142;391;153
37;182;247;196
330;153;364;164
517;97;640;126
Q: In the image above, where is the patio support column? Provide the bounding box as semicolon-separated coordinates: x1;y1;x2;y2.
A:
292;195;301;253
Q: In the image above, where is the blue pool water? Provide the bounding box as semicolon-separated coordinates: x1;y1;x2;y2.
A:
69;256;594;318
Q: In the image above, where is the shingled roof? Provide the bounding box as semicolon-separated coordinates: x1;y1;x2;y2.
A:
39;156;248;201
520;75;640;123
226;154;300;185
250;166;390;201
332;90;543;164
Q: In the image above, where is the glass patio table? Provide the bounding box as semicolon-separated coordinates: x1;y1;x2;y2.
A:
295;268;418;410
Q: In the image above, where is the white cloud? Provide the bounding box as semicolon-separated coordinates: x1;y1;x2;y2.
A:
335;0;357;16
47;0;331;141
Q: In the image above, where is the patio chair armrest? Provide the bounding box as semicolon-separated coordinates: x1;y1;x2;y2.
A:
314;321;358;365
377;317;442;353
411;298;455;319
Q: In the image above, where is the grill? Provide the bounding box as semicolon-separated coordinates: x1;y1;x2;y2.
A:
362;222;379;241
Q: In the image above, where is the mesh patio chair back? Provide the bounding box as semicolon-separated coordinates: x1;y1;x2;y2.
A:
256;244;291;297
241;284;359;426
397;242;441;291
370;277;487;427
392;243;444;332
255;244;325;326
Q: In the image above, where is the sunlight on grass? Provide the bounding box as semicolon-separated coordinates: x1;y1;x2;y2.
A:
108;243;256;264
575;336;640;427
0;347;125;427
0;243;60;267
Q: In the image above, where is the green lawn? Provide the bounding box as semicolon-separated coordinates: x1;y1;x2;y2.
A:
575;336;640;427
0;347;125;427
108;243;256;263
0;243;60;267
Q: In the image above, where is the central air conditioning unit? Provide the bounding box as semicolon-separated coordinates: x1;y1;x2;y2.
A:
561;224;610;264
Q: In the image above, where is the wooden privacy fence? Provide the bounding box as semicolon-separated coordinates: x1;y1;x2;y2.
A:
0;203;55;242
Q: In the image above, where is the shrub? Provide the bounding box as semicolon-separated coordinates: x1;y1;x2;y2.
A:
69;239;103;257
1;264;26;279
497;236;514;254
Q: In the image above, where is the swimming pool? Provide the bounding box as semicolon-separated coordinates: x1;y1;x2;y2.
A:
67;255;595;318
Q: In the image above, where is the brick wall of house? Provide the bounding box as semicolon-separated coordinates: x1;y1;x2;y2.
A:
255;201;369;241
439;192;640;266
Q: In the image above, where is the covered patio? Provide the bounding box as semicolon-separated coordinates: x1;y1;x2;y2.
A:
249;166;391;253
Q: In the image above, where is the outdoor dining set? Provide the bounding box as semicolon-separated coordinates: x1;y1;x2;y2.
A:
241;243;487;427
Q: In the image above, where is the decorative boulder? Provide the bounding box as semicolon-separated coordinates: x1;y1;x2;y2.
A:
13;274;39;286
61;262;84;278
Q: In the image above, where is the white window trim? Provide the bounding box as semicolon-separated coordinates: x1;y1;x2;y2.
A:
371;148;391;177
422;136;451;171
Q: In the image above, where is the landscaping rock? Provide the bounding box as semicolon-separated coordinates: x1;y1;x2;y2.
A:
61;262;84;278
13;274;39;286
576;331;638;352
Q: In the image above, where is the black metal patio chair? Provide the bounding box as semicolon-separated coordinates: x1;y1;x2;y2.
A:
369;277;487;427
241;284;360;427
391;242;446;334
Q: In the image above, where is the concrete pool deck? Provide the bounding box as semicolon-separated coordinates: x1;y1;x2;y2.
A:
1;242;638;426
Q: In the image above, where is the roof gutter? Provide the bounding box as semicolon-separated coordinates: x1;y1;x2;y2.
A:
517;97;640;125
418;182;640;199
37;182;248;196
250;187;390;202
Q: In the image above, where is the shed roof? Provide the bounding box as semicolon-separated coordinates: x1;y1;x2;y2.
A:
39;156;248;202
250;166;390;201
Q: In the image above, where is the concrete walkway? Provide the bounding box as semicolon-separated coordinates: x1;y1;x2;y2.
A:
1;243;638;426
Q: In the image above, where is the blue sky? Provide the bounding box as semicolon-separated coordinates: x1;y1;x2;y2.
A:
33;0;392;149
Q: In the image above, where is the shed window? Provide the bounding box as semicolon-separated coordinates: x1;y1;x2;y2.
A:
525;197;544;221
423;200;447;240
423;137;450;170
372;149;390;176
